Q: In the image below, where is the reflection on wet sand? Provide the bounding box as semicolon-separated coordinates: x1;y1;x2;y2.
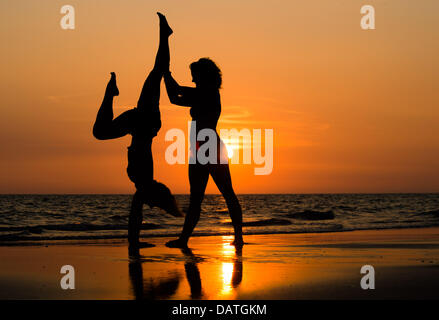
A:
128;258;181;300
220;238;243;297
181;248;203;299
128;236;243;300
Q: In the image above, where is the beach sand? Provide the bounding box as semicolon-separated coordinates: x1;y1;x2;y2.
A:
1;227;439;299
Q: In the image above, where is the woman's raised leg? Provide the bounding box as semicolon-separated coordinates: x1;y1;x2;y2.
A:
136;13;173;135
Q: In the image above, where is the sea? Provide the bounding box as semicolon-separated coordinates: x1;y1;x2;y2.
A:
0;194;438;243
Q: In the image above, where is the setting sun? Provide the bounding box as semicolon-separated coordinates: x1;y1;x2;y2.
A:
224;143;234;159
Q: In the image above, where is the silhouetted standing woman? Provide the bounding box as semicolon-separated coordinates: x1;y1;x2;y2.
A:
164;58;244;248
92;13;182;254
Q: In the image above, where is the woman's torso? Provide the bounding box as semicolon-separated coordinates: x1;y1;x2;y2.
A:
190;88;221;133
189;88;229;163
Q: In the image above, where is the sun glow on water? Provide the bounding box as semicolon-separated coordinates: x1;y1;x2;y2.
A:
221;262;234;295
220;236;236;296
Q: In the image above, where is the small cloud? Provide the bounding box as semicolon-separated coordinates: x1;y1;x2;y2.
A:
221;106;252;124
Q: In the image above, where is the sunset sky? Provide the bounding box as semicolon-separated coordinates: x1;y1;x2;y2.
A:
1;0;438;194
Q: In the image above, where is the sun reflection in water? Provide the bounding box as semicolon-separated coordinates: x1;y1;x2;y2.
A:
220;236;235;296
221;262;234;295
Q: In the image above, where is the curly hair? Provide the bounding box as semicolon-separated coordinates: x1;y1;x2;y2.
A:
190;58;222;89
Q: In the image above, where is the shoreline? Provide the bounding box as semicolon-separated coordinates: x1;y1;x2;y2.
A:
1;224;439;247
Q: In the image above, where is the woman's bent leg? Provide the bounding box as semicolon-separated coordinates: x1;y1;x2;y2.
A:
94;108;135;140
93;73;134;140
93;73;117;139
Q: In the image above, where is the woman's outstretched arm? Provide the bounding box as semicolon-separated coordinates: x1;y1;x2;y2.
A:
164;72;196;107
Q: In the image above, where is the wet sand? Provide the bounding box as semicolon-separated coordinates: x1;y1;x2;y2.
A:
0;227;439;299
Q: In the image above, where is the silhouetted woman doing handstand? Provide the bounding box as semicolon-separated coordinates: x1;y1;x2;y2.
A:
92;13;182;253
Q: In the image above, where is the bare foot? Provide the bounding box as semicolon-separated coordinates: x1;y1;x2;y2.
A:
166;239;188;248
157;12;173;37
106;72;119;96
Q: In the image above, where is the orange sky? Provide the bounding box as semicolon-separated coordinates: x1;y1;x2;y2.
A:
1;0;438;194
